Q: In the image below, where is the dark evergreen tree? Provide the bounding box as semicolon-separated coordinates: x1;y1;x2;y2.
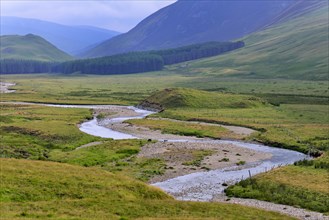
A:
1;41;244;75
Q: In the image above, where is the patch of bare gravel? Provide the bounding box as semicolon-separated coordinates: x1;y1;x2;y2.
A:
138;141;272;183
0;82;16;93
93;106;140;119
213;195;329;220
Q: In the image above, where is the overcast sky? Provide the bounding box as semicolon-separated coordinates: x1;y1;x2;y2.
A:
0;0;177;32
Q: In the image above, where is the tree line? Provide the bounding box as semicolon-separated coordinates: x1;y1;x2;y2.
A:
0;41;244;75
0;59;54;74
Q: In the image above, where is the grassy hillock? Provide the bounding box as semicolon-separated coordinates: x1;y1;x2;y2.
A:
138;88;268;111
0;158;295;219
176;6;328;81
0;34;73;62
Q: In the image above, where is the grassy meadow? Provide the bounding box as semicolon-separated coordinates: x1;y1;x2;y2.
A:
0;103;100;159
135;88;328;154
0;158;297;220
1;84;328;219
155;104;329;153
225;160;329;213
49;139;166;182
1;72;328;105
126;118;243;139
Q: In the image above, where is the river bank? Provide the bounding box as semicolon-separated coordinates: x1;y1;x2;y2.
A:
2;101;321;219
0;82;16;93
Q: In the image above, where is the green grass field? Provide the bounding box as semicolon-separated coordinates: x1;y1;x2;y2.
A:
136;88;328;154
1;81;328;216
1;72;328;105
0;158;296;220
49;139;166;182
0;103;100;159
126;119;243;139
225;160;329;213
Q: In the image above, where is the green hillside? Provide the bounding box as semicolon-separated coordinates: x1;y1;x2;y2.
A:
0;34;73;62
0;159;294;219
177;6;328;80
82;0;325;58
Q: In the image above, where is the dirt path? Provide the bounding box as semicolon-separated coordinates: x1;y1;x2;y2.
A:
213;195;329;220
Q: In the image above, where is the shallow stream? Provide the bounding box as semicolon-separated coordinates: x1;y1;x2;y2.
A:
7;102;307;201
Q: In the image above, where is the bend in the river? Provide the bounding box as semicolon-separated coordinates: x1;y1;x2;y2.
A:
3;102;307;202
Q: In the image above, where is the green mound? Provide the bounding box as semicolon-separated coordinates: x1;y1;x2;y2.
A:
138;88;268;111
0;34;73;62
0;159;294;219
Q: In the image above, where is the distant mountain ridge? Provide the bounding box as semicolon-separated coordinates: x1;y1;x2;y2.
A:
82;0;326;58
1;16;120;55
180;4;329;81
0;34;73;62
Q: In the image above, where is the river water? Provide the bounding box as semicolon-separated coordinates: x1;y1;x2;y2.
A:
79;106;154;139
152;140;306;201
76;104;306;201
5;102;307;201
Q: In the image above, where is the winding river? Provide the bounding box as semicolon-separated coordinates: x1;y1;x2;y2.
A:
77;104;306;201
152;140;306;201
5;102;307;201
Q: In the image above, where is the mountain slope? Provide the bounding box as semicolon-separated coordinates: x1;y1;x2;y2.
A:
82;0;325;58
182;5;328;81
0;34;73;62
1;16;120;55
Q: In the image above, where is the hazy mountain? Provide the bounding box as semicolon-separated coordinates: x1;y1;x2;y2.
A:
1;16;120;55
82;0;325;58
0;34;73;62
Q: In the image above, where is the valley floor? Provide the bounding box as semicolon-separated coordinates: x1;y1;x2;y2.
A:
0;76;328;219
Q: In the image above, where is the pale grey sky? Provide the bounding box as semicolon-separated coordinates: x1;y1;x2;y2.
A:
0;0;177;32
